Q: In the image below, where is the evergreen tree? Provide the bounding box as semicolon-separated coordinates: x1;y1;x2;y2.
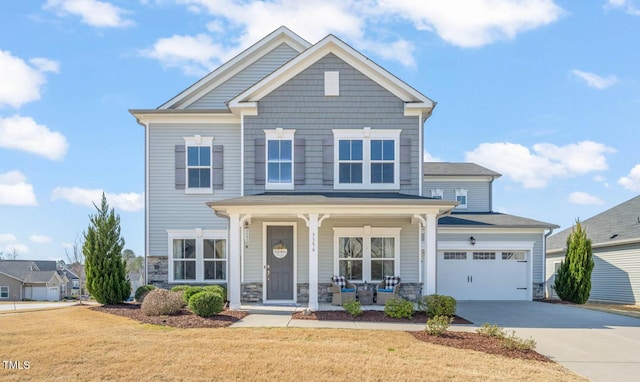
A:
83;193;130;304
553;220;594;304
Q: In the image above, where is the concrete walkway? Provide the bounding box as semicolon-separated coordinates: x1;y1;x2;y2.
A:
0;301;82;313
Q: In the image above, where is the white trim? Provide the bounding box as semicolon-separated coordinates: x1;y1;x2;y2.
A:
0;286;9;299
166;229;229;283
430;189;444;199
455;189;468;209
424;175;497;182
264;129;296;190
131;112;240;125
143;121;150;287
183;135;215;194
438;240;535;251
332;226;401;282
262;222;297;304
333;128;401;190
418;111;423;196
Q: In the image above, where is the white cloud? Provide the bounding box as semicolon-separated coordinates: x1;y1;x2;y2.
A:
618;164;640;191
29;235;52;244
1;243;30;255
0;115;68;160
51;187;144;212
0;51;59;108
158;0;561;72
141;34;227;76
568;192;604;205
606;0;640;15
465;140;615;188
378;0;564;48
423;150;442;162
0;171;38;206
0;234;18;243
44;0;135;28
571;69;618;89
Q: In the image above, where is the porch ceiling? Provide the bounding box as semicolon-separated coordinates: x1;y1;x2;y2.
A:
207;192;457;218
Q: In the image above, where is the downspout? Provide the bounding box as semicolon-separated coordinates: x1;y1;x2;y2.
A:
135;117;150;287
542;228;555;299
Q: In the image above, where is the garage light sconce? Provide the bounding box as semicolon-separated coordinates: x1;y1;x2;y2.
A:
469;236;476;245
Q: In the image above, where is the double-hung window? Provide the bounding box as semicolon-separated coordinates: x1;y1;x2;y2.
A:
0;286;8;299
455;189;468;209
184;136;213;194
265;129;295;190
168;229;228;283
334;227;400;282
334;128;401;189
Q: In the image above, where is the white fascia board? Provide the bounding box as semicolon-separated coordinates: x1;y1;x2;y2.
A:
212;204;449;218
159;27;310;110
438;227;548;235
424;176;495;182
131;111;240;125
547;237;640;254
229;35;434;109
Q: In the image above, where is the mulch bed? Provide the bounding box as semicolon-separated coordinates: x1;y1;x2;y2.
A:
410;331;551;362
91;303;248;328
291;310;472;324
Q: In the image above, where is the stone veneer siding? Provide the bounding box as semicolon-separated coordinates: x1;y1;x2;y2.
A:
533;282;545;300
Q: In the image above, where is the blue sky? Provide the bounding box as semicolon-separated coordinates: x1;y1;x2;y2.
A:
1;0;639;262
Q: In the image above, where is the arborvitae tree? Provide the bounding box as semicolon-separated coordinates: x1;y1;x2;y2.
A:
553;220;594;304
83;193;130;304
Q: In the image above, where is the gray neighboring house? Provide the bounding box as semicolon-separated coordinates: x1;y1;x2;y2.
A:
61;267;83;297
128;273;144;298
546;195;640;303
131;27;557;310
0;260;67;301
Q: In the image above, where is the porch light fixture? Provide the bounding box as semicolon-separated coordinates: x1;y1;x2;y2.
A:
469;236;476;245
243;221;250;247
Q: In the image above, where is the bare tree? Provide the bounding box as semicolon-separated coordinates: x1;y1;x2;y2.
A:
65;234;86;303
0;248;21;260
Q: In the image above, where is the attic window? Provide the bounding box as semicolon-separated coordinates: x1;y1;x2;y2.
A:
324;71;339;96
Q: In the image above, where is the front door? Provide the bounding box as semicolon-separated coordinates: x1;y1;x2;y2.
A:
266;225;294;301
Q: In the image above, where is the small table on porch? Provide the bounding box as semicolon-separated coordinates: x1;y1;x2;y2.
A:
358;289;374;305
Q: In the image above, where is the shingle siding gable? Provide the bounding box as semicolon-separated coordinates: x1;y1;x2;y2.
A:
243;53;420;195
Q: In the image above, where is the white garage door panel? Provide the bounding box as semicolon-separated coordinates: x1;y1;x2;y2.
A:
31;287;48;301
437;251;529;300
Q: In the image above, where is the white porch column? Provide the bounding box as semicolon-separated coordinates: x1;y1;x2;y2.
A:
228;213;241;310
424;213;438;296
307;214;319;311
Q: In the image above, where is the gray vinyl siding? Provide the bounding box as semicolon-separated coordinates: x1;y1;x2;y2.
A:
243;218;420;284
545;253;563;299
244;53;421;195
546;244;640;303
438;232;545;282
0;274;22;300
424;180;491;212
147;123;241;258
188;43;300;110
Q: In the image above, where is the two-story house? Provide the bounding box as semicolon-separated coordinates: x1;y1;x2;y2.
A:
131;27;557;310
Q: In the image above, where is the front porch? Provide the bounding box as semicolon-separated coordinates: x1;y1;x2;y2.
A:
208;193;457;310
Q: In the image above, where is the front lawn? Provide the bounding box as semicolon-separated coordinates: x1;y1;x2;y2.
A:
0;307;584;381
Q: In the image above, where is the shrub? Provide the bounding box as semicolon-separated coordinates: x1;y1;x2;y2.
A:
203;285;227;300
342;299;362;317
502;330;537;351
182;286;205;304
135;284;156;303
140;289;184;316
476;323;506;338
170;285;190;293
416;294;456;318
189;292;224;317
425;315;453;336
384;298;414;319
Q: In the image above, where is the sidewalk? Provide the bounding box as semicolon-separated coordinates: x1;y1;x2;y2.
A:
230;304;475;332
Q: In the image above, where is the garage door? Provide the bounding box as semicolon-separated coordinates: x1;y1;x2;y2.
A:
437;251;529;300
30;287;48;301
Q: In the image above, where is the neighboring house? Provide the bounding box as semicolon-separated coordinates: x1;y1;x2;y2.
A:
60;267;83;297
130;27;557;310
546;195;640;304
128;273;144;298
0;260;67;301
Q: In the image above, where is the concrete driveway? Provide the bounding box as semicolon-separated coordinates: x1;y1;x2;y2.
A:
0;301;80;312
457;301;640;382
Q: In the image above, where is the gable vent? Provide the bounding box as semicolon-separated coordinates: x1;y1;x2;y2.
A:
324;71;339;96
